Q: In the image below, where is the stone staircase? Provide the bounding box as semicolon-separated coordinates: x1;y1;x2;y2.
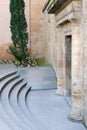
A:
0;66;86;130
0;71;40;130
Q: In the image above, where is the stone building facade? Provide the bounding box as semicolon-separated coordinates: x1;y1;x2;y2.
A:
1;0;87;128
0;0;45;60
43;0;87;127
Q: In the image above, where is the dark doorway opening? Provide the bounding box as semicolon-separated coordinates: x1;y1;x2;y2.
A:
65;35;72;96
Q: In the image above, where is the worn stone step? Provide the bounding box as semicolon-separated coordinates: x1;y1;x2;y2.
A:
18;86;43;130
9;81;36;130
0;77;31;130
0;74;20;92
0;117;12;130
0;71;17;81
25;89;47;130
0;101;22;130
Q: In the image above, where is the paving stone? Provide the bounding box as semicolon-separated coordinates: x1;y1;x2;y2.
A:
0;65;86;130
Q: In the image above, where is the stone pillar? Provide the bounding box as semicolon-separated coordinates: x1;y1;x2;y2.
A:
68;20;83;121
81;0;87;127
45;12;49;61
49;14;56;66
55;26;65;95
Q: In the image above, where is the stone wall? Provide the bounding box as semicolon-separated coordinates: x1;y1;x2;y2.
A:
0;0;29;60
0;0;12;60
30;0;45;57
0;0;46;59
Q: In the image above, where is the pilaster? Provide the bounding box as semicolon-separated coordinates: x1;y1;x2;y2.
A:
55;26;65;96
68;20;83;122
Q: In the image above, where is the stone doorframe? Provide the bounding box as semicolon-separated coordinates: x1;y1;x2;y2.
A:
56;20;83;122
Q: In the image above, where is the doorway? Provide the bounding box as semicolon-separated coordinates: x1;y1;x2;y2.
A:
65;35;72;96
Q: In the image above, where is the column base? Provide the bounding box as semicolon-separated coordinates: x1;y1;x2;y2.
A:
83;118;87;128
68;110;83;123
55;87;64;96
64;89;71;96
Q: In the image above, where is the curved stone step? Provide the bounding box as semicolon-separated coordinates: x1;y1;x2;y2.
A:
25;89;47;130
0;71;17;81
9;81;36;130
0;77;32;130
25;89;43;124
0;102;22;130
0;117;12;130
0;74;20;92
18;86;43;130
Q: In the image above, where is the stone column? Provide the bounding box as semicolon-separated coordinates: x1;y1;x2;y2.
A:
55;26;65;95
45;14;51;62
81;0;87;127
49;14;56;67
68;20;83;121
49;14;54;64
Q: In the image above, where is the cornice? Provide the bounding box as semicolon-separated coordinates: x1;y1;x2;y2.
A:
48;0;73;14
43;0;78;14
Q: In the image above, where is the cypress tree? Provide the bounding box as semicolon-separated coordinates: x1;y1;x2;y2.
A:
9;0;29;66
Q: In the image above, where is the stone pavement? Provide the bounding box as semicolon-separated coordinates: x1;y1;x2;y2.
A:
0;64;17;73
0;64;86;130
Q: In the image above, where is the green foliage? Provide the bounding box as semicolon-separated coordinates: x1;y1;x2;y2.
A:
9;0;29;66
36;58;50;66
0;59;38;67
51;0;56;4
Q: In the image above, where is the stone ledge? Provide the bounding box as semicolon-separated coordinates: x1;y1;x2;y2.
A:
56;12;76;26
43;0;79;14
48;0;73;14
